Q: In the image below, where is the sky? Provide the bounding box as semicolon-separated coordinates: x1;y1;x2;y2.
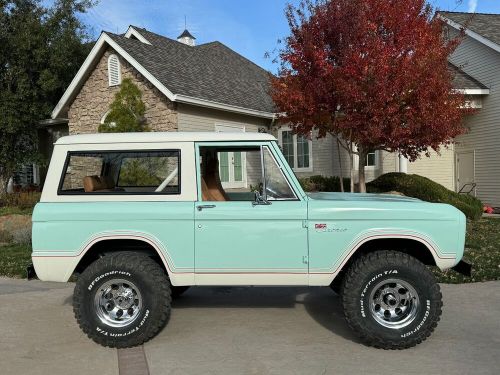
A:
48;0;500;72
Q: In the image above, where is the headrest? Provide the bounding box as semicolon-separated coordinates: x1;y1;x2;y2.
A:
83;175;114;192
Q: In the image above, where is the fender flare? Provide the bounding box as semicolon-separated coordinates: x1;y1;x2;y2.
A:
73;231;188;278
311;230;456;283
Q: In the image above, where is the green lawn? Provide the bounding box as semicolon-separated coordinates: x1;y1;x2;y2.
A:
0;243;32;278
433;218;500;283
0;218;499;282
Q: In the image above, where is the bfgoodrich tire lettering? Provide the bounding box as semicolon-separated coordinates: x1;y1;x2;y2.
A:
341;251;442;349
73;252;171;348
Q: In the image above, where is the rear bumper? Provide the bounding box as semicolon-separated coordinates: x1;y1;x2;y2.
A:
452;259;472;277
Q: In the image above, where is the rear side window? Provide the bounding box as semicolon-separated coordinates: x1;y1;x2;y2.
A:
58;150;180;195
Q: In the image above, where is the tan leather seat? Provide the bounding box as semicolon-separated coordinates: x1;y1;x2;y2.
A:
201;157;229;201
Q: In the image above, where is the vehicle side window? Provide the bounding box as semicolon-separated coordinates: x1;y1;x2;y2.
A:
58;150;180;195
198;145;297;202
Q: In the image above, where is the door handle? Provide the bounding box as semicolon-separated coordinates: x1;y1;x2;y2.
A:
197;204;216;211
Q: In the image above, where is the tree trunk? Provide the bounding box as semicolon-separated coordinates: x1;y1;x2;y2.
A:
336;137;344;193
358;150;367;193
349;151;355;193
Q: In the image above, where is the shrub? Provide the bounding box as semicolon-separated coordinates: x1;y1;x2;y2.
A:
0;192;41;211
367;173;483;220
299;175;351;192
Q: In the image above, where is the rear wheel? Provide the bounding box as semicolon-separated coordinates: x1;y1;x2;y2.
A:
73;252;171;348
341;250;442;349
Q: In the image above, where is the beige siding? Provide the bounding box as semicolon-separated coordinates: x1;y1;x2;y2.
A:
407;147;455;190
177;103;270;132
448;32;500;206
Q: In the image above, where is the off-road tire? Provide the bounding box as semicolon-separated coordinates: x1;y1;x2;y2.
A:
341;251;442;349
171;286;190;298
73;252;171;348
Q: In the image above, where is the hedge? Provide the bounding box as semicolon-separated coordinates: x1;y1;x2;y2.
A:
367;173;483;220
299;175;351;192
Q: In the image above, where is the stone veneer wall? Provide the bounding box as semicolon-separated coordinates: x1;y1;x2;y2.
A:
68;48;178;134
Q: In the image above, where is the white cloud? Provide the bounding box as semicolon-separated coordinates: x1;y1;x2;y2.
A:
468;0;478;13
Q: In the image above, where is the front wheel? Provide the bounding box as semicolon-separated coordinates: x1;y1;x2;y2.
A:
73;252;172;348
341;250;442;349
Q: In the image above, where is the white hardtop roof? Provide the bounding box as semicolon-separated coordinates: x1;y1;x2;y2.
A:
55;131;276;145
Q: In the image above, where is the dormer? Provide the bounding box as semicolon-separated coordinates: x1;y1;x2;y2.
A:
124;26;152;45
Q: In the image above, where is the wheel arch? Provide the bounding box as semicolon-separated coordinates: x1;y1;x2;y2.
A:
73;237;173;279
330;236;440;290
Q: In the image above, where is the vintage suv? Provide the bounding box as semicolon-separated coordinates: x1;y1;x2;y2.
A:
31;132;470;349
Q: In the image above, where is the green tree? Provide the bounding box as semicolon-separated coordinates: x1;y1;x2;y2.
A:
0;0;95;192
98;78;148;133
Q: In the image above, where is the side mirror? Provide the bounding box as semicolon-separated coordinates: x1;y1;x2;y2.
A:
253;191;271;206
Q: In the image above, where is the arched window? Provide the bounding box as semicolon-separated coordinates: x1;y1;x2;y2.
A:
107;54;121;86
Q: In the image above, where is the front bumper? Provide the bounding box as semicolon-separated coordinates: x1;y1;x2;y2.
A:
452;259;472;277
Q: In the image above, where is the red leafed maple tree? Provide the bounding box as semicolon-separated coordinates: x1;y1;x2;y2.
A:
271;0;470;192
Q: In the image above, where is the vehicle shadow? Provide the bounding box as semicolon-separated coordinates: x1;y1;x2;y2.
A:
173;286;360;344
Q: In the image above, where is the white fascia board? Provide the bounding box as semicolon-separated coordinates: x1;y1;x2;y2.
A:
124;26;152;45
174;94;276;119
453;88;490;95
52;34;277;120
52;33;177;119
439;15;500;54
51;34;107;119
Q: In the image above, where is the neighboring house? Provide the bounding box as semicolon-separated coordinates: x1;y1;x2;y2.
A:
40;17;498;206
327;11;499;206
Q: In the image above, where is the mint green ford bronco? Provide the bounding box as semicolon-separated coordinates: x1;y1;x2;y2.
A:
31;132;470;349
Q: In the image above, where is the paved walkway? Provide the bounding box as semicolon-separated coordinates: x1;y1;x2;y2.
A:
1;278;499;375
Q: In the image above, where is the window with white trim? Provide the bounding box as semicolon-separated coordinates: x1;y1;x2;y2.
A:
278;128;313;172
108;54;121;86
365;151;376;167
353;150;379;169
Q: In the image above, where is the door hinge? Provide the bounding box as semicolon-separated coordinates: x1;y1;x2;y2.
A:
302;220;308;229
302;255;309;264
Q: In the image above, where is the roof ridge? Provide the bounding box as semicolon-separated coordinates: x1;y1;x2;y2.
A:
439;11;500;16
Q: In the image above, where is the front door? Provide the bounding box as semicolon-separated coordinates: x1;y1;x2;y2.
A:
456;151;475;195
215;124;246;189
194;142;308;285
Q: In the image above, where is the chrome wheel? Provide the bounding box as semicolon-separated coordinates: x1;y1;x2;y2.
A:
94;279;142;328
369;278;419;329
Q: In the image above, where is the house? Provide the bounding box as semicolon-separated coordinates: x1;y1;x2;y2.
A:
41;17;498;206
40;25;335;190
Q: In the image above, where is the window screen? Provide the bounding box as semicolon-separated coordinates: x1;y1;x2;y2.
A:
59;150;180;194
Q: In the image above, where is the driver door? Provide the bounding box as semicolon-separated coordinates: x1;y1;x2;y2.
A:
194;142;309;285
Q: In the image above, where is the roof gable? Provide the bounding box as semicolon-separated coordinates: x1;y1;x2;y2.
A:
439;11;500;53
52;26;276;120
448;62;489;94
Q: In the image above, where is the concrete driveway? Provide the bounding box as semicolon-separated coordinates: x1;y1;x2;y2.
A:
1;278;499;375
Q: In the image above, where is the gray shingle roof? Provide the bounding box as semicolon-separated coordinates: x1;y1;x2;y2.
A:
106;28;275;113
439;11;500;46
448;62;488;90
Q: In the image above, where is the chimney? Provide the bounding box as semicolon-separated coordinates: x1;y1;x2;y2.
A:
177;29;196;46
